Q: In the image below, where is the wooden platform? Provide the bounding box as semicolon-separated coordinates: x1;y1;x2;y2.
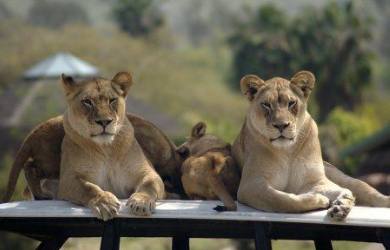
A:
0;200;390;250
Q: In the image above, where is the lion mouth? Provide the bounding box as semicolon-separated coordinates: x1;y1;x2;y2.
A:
91;132;115;137
270;135;294;142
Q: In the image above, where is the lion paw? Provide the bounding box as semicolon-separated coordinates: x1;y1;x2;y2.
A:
299;193;330;210
88;191;121;221
327;192;355;221
313;193;331;208
327;204;351;221
126;192;156;216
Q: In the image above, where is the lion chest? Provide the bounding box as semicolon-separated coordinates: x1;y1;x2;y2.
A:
93;160;137;199
265;162;290;191
262;156;309;193
285;158;322;193
285;163;308;193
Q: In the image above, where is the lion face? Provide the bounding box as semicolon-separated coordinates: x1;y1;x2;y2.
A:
61;72;133;144
240;71;315;148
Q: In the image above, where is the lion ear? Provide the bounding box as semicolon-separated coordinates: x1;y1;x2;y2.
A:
290;71;315;98
112;71;133;97
240;74;266;101
61;74;77;96
191;122;206;138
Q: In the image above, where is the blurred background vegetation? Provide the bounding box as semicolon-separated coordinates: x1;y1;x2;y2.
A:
0;0;388;249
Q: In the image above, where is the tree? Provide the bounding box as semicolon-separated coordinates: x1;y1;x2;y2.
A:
113;0;162;37
0;2;11;21
28;0;89;29
229;2;374;121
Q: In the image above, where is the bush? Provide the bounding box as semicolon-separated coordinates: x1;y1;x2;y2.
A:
229;1;374;121
321;106;381;174
326;107;378;147
113;0;163;37
28;0;89;29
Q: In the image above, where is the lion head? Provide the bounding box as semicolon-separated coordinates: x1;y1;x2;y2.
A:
176;122;230;158
240;71;315;148
61;72;133;144
176;122;238;208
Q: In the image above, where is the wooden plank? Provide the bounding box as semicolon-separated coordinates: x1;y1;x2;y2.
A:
1;200;390;228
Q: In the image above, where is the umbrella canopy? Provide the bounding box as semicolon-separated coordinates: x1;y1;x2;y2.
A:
23;52;99;80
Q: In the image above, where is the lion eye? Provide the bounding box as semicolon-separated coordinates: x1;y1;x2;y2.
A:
288;100;297;109
261;102;271;110
81;99;93;108
110;98;118;107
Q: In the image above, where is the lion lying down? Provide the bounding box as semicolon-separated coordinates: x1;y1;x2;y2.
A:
58;72;167;220
177;122;240;211
2;100;183;204
2;72;186;220
2;71;389;220
176;121;389;215
233;71;390;220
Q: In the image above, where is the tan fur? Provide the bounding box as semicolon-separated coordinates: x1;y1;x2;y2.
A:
177;122;240;211
2;72;165;221
128;114;183;196
233;71;356;221
2;114;182;203
57;72;165;220
2;116;64;202
324;162;390;207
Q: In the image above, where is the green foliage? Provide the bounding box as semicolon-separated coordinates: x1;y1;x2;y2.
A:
113;0;162;37
254;4;287;32
229;1;374;121
0;2;11;21
322;106;382;174
27;0;89;28
0;233;36;250
325;107;379;147
0;20;245;139
0;135;29;202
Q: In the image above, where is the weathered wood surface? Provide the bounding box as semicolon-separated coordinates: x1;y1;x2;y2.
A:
0;200;389;228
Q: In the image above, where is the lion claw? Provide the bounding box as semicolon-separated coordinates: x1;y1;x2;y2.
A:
89;191;121;221
126;192;156;216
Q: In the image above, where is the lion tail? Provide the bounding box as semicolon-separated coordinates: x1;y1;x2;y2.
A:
1;141;31;203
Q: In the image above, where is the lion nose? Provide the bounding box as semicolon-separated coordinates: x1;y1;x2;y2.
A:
273;122;290;133
95;119;113;128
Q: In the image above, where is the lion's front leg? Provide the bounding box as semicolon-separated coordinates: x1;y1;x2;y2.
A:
126;173;165;216
310;180;355;221
58;175;121;221
238;178;330;213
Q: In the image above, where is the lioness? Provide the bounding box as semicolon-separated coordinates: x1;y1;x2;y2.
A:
56;72;164;220
233;71;357;220
177;122;240;211
234;71;390;220
2;111;183;203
